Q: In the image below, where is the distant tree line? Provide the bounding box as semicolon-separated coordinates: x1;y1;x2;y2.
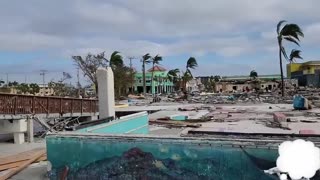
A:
0;81;40;95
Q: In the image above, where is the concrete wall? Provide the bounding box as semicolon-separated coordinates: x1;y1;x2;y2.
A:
215;81;279;93
76;111;149;134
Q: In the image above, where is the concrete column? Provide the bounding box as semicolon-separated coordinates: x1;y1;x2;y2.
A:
27;117;34;143
0;119;27;144
97;67;115;119
14;133;24;144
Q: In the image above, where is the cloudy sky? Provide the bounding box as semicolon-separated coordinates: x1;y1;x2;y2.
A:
0;0;320;85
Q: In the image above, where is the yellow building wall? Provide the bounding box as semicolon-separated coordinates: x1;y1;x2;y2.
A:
302;65;320;75
286;63;302;78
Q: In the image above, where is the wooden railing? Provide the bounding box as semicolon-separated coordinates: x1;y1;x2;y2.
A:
0;93;98;115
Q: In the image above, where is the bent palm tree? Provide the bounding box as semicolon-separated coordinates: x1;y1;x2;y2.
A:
109;51;123;69
167;68;180;91
184;57;198;91
277;20;304;96
142;53;151;94
167;68;180;82
289;49;302;63
150;55;162;94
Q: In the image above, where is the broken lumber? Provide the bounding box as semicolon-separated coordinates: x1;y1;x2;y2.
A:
0;148;46;180
0;154;46;171
0;148;45;166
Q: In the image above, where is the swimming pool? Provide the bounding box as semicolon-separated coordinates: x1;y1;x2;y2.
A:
47;133;281;180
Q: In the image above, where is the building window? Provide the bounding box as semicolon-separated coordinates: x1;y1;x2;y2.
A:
232;86;237;90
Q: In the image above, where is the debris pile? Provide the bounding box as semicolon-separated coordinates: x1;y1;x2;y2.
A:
188;92;293;105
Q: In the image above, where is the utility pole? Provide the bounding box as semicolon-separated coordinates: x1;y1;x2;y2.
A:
6;73;8;85
127;56;136;93
40;70;47;86
77;67;81;97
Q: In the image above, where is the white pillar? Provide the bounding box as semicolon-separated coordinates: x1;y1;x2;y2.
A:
14;133;24;144
0;119;27;144
27;117;34;143
97;67;115;119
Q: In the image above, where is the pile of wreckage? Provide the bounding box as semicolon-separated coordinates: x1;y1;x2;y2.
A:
188;92;293;104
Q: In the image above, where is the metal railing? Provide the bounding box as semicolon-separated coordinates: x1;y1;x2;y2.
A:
0;93;98;115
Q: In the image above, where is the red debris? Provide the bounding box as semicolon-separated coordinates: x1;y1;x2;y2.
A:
273;112;286;122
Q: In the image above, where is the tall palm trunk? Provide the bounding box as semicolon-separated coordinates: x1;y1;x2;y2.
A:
142;61;146;94
151;62;155;95
278;38;285;97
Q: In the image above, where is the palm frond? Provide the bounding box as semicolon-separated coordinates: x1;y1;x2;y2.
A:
280;24;304;41
289;49;302;62
110;51;123;68
277;20;287;35
153;54;163;64
284;37;300;46
142;53;151;61
186;57;198;69
167;68;180;82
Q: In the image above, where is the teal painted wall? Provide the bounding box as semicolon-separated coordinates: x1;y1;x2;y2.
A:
77;112;148;134
47;134;279;180
134;71;174;93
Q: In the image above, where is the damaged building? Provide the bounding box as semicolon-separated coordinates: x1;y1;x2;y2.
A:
287;61;320;87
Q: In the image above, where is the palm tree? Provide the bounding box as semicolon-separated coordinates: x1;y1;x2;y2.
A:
142;53;151;94
167;69;180;82
182;70;193;92
167;68;180;91
289;49;302;63
109;51;123;69
150;55;163;94
250;70;258;79
183;57;198;91
277;20;304;96
186;57;198;75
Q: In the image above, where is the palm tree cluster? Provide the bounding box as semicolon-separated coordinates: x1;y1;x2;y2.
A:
277;20;304;96
166;57;198;92
74;50;198;97
141;54;163;95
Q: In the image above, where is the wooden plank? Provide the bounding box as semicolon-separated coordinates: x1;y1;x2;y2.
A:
0;148;45;166
0;154;46;171
0;149;45;180
0;161;24;171
36;155;47;162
